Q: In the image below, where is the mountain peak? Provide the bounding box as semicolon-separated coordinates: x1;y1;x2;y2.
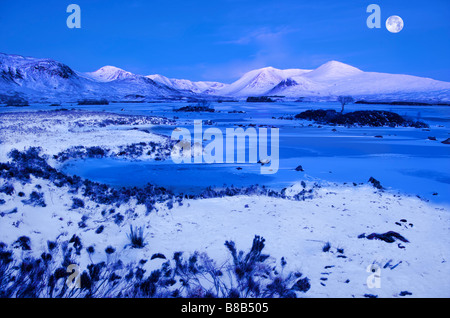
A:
305;61;362;81
87;65;134;82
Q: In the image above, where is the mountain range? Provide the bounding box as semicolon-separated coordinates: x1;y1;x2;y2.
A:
1;52;449;104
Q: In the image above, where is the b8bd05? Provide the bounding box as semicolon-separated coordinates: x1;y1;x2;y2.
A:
225;302;269;313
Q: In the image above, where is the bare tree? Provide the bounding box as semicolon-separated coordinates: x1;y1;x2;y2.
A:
337;96;354;113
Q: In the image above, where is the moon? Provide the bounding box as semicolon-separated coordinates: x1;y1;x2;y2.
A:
386;15;404;33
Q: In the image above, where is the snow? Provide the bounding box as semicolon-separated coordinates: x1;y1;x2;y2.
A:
0;109;449;297
1;52;449;102
0;110;170;163
1;175;449;297
147;74;229;94
0;53;190;103
214;61;450;101
83;66;134;82
303;60;363;81
214;66;311;97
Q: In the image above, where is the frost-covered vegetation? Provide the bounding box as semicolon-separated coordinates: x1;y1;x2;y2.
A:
0;234;311;298
1;148;317;212
0;148;318;298
54;141;175;162
1;148;174;213
0;110;175;163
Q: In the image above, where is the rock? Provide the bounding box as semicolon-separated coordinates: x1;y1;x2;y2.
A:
441;138;450;144
365;231;409;243
399;291;412;296
427;136;437;141
368;177;383;189
295;165;304;172
374;135;383;138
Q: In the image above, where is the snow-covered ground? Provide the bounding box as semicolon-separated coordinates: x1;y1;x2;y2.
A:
0;109;449;298
0;110;173;163
1;168;449;297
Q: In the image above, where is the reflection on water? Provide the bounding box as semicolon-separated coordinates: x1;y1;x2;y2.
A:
62;159;276;194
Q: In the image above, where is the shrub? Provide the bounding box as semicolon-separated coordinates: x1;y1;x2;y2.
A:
0;236;309;298
127;225;145;249
246;96;275;103
69;234;83;255
13;236;32;250
322;242;331;252
294;109;429;128
0;183;14;195
71;197;85;209
291;277;311;293
21;191;46;207
113;213;124;225
86;146;106;158
77;99;109;105
174;103;215;113
105;246;115;254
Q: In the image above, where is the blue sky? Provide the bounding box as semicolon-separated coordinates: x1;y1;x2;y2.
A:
1;0;449;82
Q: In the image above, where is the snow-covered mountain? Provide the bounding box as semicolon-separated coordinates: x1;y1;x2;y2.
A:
215;66;311;97
0;53;86;99
147;74;229;94
215;61;450;102
0;53;193;103
1;52;449;103
83;65;134;82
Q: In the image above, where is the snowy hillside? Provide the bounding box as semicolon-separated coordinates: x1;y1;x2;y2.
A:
218;61;450;102
0;53;87;100
147;74;229;94
83;66;134;82
0;53;193;103
215;66;311;97
1;52;449;103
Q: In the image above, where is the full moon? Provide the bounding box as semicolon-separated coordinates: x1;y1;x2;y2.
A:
386;15;404;33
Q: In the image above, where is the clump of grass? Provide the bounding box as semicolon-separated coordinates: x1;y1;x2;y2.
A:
71;197;85;209
21;191;46;207
0;235;309;298
127;225;145;249
322;242;331;252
